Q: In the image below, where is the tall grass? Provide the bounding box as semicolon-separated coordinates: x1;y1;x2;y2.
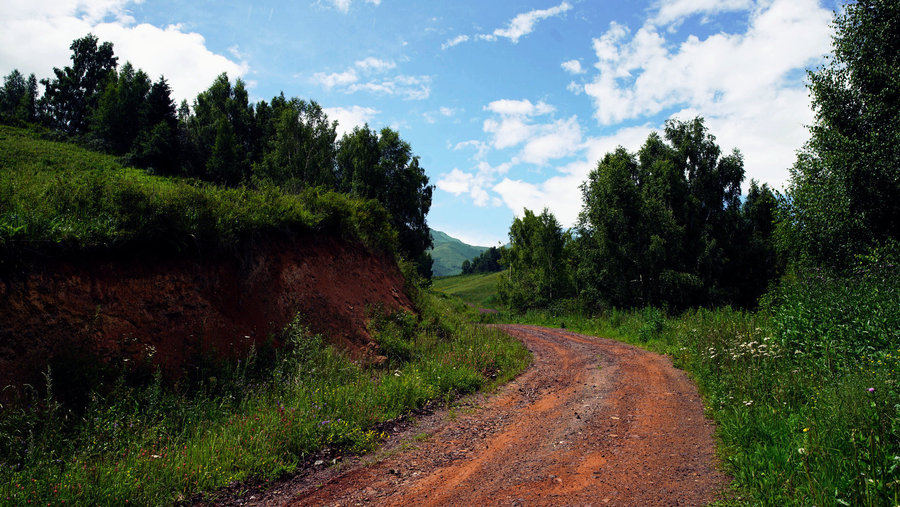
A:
0;293;530;505
493;268;899;506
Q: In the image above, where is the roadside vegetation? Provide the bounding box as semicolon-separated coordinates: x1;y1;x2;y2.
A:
0;288;529;505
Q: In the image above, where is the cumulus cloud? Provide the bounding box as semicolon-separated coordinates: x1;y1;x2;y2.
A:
520;116;583;166
312;70;359;89
437;160;512;207
0;0;248;104
323;105;378;138
491;125;654;226
485;99;555;117
561;59;585;74
582;0;832;188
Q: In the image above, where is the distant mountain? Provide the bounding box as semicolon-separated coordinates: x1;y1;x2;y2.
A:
428;229;490;277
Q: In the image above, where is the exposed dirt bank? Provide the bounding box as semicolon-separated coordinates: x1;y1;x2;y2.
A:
0;237;412;398
225;324;727;506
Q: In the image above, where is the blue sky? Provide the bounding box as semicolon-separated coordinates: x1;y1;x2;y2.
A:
1;0;839;246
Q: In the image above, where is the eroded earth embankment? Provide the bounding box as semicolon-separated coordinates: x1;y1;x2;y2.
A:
0;236;412;398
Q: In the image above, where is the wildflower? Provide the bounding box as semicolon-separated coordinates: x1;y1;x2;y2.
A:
798;447;807;455
743;400;753;406
867;387;876;393
803;427;809;432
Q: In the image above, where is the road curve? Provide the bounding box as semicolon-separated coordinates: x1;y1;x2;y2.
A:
244;325;728;506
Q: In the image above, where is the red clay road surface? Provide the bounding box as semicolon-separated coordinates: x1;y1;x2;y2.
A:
230;325;728;506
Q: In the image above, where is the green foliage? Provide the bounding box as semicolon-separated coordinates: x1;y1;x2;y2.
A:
498;208;572;311
779;0;900;271
0;70;38;123
90;62;152;155
183;73;255;185
252;95;337;189
337;125;434;263
0;293;530;505
39;33;118;135
767;265;900;373
0;125;396;259
575;117;777;310
461;246;503;275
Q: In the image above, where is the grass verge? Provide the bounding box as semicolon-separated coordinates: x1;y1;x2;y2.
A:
0;292;530;505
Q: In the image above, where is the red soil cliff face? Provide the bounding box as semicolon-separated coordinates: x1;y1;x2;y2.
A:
0;236;413;397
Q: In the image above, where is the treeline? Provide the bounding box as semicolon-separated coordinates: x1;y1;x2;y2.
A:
499;117;779;311
0;34;434;274
499;0;898;312
461;246;502;275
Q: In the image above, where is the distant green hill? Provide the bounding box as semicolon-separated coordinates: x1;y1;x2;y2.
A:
428;229;489;277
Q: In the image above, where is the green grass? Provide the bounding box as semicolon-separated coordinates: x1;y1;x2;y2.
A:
0;124;396;261
485;267;899;506
0;293;530;505
431;271;504;309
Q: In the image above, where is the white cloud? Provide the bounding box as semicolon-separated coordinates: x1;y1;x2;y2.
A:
446;1;572;49
347;74;431;100
0;1;248;104
312;70;359;89
437;168;492;206
491;125;654;226
323;105;378;138
355;57;396;72
424;106;461;124
581;0;831;189
313;60;430;100
520;116;583;166
441;34;470;50
651;0;754;26
561;59;584;74
327;0;381;14
485;99;555;117
491;1;573;43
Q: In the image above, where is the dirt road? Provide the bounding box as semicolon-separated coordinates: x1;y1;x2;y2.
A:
232;325;727;506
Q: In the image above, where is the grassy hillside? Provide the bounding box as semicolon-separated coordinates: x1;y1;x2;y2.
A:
428;229;489;277
0;125;396;260
432;271;503;309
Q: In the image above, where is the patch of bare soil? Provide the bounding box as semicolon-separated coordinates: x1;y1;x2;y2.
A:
224;324;728;506
0;236;412;398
